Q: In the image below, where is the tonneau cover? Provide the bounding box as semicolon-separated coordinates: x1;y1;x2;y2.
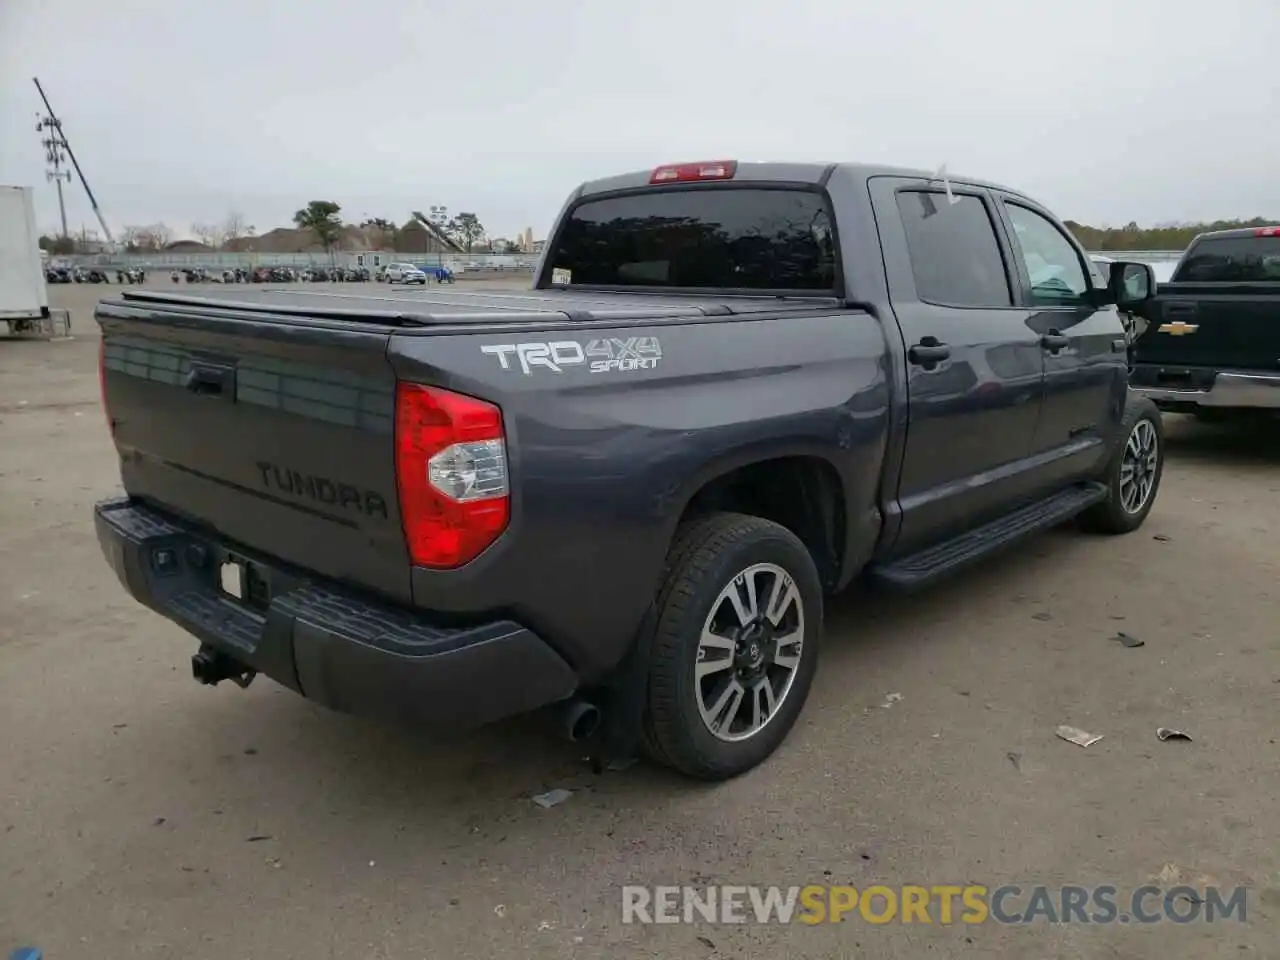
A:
115;286;841;326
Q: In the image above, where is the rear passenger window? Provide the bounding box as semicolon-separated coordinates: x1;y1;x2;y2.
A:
1005;204;1090;307
896;192;1012;307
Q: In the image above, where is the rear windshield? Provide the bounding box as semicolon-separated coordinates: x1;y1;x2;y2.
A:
548;187;837;291
1174;235;1280;282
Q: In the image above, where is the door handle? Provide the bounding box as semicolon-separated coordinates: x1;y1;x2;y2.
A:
1040;331;1070;352
184;362;235;399
908;337;951;368
1165;302;1198;318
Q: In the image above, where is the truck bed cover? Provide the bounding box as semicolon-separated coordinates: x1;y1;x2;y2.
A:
113;286;843;327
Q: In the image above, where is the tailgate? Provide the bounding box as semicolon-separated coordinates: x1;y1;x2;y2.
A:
1136;283;1280;370
99;301;411;603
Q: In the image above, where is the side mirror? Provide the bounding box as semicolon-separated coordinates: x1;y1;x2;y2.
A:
1110;261;1156;310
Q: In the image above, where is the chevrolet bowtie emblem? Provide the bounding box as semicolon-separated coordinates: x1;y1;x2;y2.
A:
1157;321;1199;336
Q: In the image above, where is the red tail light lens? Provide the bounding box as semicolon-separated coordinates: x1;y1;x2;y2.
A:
394;382;509;569
650;160;737;184
1254;226;1280;237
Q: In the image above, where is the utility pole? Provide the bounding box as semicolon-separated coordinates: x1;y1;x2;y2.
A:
35;106;71;238
32;78;114;244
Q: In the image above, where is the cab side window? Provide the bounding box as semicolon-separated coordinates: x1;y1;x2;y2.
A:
896;191;1012;308
1005;204;1090;307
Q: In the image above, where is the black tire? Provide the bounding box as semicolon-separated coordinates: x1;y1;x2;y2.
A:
1080;393;1164;534
642;512;822;780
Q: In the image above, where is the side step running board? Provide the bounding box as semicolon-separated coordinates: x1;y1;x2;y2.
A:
867;482;1108;591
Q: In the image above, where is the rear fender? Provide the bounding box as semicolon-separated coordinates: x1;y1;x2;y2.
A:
662;440;875;591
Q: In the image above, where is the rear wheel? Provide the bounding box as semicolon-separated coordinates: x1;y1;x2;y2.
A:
1080;394;1164;534
643;513;822;780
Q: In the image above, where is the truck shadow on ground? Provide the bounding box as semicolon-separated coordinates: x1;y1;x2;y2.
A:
131;523;1086;838
85;415;1271;862
1161;413;1280;467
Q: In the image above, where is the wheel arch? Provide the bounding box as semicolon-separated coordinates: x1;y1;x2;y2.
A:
665;444;848;592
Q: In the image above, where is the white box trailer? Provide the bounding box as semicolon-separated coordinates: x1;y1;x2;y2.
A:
1;185;65;337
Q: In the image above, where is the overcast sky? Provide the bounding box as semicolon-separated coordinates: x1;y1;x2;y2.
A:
2;0;1276;241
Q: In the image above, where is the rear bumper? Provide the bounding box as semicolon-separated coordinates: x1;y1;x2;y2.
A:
1131;368;1280;410
94;497;578;729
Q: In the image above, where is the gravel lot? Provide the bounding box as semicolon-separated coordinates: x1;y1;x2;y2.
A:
2;280;1278;959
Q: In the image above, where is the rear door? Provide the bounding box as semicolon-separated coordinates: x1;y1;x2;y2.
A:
99;301;411;603
871;178;1045;555
992;195;1128;485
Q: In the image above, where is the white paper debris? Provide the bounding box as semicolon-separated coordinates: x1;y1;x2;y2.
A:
1055;725;1103;748
532;788;573;809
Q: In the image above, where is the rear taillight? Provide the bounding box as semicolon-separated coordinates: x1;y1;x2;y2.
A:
394;382;509;569
1254;226;1280;237
650;160;737;184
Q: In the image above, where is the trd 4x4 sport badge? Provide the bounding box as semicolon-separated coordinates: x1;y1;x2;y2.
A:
481;337;663;375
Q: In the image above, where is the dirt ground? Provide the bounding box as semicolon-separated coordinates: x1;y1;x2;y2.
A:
2;280;1278;959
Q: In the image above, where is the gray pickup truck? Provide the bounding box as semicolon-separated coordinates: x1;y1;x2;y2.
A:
94;160;1163;780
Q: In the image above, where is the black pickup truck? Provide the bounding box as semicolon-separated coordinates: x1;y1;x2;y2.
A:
94;160;1163;780
1130;226;1280;419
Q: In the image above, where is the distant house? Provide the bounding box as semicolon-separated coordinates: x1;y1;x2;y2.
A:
164;240;213;253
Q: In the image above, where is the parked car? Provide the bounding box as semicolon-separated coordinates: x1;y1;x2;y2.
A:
383;262;421;283
400;267;428;284
1128;226;1280;421
93;159;1161;781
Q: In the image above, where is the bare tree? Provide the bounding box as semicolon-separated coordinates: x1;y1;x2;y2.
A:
191;222;227;248
223;210;254;244
149;222;174;249
121;225;147;250
122;223;174;251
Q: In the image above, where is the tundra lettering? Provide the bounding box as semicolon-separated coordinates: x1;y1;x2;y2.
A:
255;461;388;519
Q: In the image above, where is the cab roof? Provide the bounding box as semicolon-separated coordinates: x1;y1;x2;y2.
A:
575;160;1037;203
